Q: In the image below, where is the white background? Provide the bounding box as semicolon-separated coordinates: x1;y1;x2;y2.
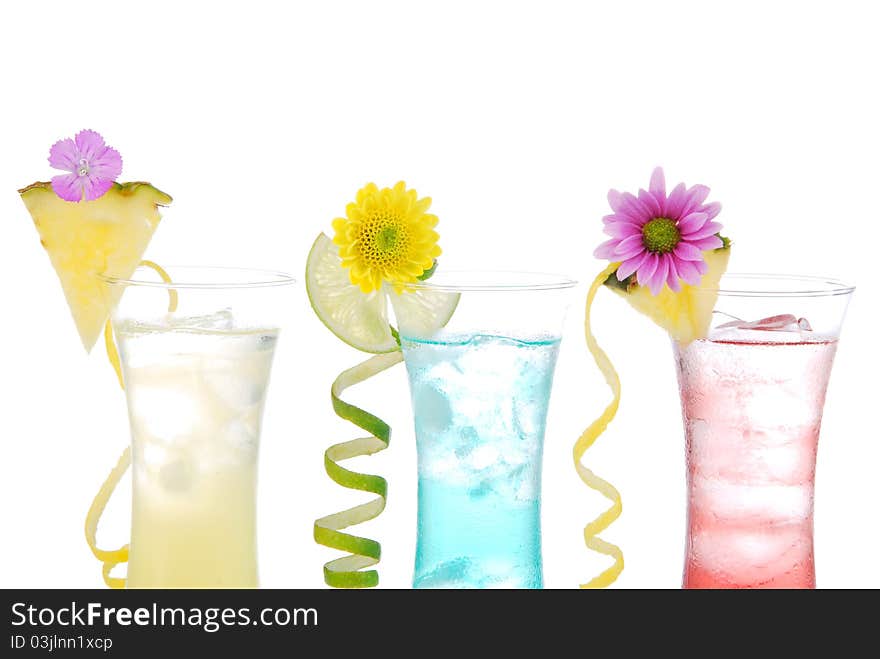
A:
0;1;877;589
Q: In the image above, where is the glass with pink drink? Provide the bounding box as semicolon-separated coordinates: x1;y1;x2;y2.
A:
675;275;853;588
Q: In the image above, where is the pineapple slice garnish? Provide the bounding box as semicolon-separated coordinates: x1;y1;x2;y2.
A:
603;242;731;344
19;181;171;351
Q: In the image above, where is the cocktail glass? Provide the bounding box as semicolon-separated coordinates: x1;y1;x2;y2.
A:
390;271;576;588
106;266;294;588
676;274;854;588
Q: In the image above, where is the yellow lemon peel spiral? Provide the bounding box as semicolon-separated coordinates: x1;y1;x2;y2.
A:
575;264;624;588
84;260;177;588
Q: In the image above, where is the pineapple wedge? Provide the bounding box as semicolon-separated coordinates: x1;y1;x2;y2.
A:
604;244;731;344
19;181;171;351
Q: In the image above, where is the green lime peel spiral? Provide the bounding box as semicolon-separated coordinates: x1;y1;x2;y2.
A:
314;351;403;588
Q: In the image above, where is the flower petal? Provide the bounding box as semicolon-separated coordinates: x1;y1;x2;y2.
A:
673;241;704;262
617;251;649;280
649;167;666;200
666;255;682;292
638;189;662;217
682;221;723;240
675;258;704;285
48;138;79;172
689;235;724;251
369;269;383;293
614;234;646;259
74;129;107;162
51;173;84;202
607;189;624;213
89;146;122;180
648;255;669;295
83;175;114;201
677;212;708;235
603;220;642;239
593;238;621;260
681;184;710;215
699;201;722;221
636;252;659;287
694;258;709;275
617;192;653;222
664;183;688;218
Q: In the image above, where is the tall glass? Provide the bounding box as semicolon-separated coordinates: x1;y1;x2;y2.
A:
676;274;853;589
106;266;294;588
390;271;575;588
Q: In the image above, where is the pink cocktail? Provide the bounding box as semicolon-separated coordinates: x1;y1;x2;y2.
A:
673;277;853;589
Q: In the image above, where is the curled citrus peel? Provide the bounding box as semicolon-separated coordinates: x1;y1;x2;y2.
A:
84;260;177;588
306;228;457;588
576;263;625;588
314;351;403;588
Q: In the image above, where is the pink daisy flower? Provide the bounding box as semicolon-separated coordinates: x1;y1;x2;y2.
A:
48;129;122;202
594;167;724;295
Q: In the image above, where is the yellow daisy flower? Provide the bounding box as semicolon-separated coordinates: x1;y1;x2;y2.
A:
332;181;442;293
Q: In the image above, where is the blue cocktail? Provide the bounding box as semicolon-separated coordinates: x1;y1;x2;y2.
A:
401;334;560;588
390;271;574;589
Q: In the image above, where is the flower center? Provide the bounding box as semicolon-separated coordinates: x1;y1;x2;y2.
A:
77;157;89;177
360;211;410;267
642;217;680;254
376;225;399;252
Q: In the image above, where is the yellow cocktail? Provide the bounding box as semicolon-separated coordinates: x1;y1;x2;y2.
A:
117;319;277;588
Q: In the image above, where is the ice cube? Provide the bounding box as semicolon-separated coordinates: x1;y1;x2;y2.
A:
514;468;539;502
221;414;260;455
418;450;460;481
691;526;811;583
140;440;168;468
202;361;266;408
170;308;235;331
712;314;814;343
129;384;200;440
468;479;493;499
454;427;478;459
158;456;194;493
512;397;542;439
744;379;821;428
468;444;501;470
691;475;813;522
413;385;453;436
754;427;818;484
717;314;799;331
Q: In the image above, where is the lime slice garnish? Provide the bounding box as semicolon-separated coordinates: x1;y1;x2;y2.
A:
306;233;458;352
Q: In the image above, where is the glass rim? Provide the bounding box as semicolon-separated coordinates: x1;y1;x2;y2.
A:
392;269;578;292
702;273;855;298
100;265;296;290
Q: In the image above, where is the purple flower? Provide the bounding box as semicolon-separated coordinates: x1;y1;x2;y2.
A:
48;130;122;202
594;167;723;295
